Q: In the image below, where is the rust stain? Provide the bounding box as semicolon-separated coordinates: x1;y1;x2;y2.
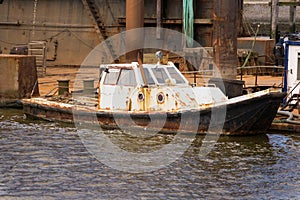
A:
174;92;187;107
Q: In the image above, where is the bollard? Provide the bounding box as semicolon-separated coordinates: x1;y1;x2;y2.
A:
57;80;70;95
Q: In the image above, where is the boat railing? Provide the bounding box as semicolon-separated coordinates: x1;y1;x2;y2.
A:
238;65;284;86
182;70;214;86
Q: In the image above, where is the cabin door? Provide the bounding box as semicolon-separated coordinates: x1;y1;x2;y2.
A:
100;68;136;110
287;45;300;97
100;85;133;111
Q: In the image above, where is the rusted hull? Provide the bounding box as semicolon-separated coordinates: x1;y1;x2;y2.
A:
22;92;285;135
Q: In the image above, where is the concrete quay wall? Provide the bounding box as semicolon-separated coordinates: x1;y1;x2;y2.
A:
244;0;300;35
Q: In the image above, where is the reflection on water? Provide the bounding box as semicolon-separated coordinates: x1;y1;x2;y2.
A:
0;109;299;199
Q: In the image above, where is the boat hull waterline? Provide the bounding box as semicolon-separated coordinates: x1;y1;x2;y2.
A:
22;90;285;135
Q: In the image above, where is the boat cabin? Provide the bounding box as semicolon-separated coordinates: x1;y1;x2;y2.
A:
98;62;227;112
285;41;300;97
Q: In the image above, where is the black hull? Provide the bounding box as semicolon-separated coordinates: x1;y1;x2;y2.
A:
23;92;285;135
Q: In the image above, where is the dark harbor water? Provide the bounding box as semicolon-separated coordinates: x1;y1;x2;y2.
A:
0;108;299;199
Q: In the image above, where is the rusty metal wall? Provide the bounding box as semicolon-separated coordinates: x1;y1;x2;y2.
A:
213;0;239;80
0;0;241;71
0;0;100;66
194;0;214;47
0;55;39;99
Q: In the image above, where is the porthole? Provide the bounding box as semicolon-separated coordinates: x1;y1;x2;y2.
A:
138;92;145;101
157;93;165;103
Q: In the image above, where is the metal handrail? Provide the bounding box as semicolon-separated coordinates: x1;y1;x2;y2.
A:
237;66;284;70
239;65;284;87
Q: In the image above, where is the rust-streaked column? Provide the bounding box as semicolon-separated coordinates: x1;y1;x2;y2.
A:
289;5;296;33
213;0;238;80
156;0;162;39
126;0;144;62
237;0;244;36
271;0;279;39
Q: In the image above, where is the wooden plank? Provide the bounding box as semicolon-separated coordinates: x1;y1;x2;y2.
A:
270;122;300;133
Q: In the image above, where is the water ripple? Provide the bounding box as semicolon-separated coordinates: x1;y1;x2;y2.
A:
0;109;299;199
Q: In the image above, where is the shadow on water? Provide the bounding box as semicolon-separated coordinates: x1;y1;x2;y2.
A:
0;108;299;199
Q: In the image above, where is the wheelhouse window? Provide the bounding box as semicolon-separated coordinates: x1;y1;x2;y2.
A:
117;69;136;86
103;69;120;85
151;67;169;84
167;67;186;84
144;68;155;85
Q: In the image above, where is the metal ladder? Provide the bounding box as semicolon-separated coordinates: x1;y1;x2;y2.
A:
281;81;300;111
81;0;117;61
281;93;300;112
28;41;47;77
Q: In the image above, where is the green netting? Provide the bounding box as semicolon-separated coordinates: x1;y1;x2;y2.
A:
183;0;194;47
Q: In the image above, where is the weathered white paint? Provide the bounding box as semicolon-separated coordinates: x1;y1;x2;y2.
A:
98;62;228;112
287;44;300;96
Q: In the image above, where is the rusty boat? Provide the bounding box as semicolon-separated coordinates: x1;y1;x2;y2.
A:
22;61;285;135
